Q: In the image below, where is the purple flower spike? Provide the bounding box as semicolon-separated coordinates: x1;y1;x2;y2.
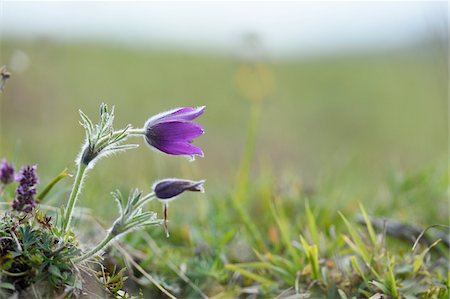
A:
12;165;39;213
144;106;205;158
153;178;205;201
0;159;15;185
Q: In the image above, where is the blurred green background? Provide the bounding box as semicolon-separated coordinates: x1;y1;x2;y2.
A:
0;3;449;296
0;37;447;225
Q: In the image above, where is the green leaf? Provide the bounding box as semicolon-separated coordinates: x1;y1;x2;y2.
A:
48;264;63;279
370;280;389;294
338;289;348;299
37;168;72;201
0;282;15;290
0;252;14;269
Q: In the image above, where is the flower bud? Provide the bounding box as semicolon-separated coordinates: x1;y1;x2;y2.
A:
153;179;205;200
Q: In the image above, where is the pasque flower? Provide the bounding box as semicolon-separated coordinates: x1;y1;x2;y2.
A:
0;159;14;185
144;106;205;158
12;165;39;213
153;178;205;237
153;178;205;200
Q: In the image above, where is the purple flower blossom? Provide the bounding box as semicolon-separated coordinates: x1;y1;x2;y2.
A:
12;165;39;213
153;178;205;201
144;106;205;158
0;159;14;185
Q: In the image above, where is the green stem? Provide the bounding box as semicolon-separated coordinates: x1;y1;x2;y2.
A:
127;128;145;135
62;163;88;234
73;229;115;263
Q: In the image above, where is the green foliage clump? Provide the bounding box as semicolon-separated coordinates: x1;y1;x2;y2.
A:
0;211;81;297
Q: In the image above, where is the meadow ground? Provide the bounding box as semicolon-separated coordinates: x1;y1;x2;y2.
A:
0;39;448;298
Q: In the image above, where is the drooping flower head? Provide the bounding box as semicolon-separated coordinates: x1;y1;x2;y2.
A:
0;159;14;185
152;178;205;237
12;165;39;213
144;106;205;159
153;178;205;201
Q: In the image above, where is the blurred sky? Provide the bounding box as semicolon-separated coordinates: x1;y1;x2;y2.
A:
0;1;447;59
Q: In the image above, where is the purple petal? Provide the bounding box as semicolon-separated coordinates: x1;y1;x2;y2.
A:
148;121;204;143
153;141;204;157
144;106;205;129
171;107;196;115
164;106;205;122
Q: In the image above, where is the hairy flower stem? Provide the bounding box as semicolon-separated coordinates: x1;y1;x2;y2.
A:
125;128;145;135
62;163;88;234
73;229;115;263
74;193;156;263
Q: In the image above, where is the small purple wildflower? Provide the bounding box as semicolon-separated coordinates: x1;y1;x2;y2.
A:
0;159;15;185
12;165;39;213
144;106;205;158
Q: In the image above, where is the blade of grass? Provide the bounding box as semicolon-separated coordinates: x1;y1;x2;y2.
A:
226;262;272;269
240;254;295;284
254;250;298;276
225;263;276;287
412;224;450;251
358;203;377;246
387;255;398;298
305;200;319;247
270;198;302;265
350;256;367;282
342;235;381;280
413;239;441;274
299;235;320;281
339;212;370;263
